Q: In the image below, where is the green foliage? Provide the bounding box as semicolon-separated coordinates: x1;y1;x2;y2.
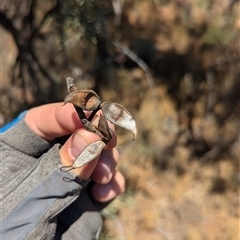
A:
55;0;111;43
201;19;238;45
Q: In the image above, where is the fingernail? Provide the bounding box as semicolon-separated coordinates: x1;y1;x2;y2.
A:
99;158;112;176
98;160;112;180
69;131;87;159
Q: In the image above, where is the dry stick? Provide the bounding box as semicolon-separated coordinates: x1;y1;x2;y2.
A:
112;39;158;115
112;39;157;102
111;0;124;26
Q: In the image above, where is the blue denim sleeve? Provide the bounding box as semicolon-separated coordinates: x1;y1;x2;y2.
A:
0;111;28;133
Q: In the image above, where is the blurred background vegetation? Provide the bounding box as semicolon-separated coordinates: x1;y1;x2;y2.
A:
0;0;239;239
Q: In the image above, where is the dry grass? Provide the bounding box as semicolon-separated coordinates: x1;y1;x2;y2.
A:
99;66;239;239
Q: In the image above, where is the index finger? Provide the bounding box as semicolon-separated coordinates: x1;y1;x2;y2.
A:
25;102;116;147
25;103;82;141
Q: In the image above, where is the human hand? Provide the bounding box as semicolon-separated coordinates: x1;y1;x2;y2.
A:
25;102;125;202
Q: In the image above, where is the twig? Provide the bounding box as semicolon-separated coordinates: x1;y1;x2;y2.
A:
111;0;124;26
112;39;158;106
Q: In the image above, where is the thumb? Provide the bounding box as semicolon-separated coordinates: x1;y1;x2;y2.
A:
59;128;101;179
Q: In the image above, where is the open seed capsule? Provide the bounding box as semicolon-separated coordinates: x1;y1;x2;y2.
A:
101;102;137;140
64;90;101;111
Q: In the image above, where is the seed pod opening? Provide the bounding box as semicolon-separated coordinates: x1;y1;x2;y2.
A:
101;102;137;140
64;90;101;111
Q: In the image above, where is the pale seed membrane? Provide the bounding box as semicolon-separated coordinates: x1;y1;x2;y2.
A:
101;102;137;140
72;140;106;168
